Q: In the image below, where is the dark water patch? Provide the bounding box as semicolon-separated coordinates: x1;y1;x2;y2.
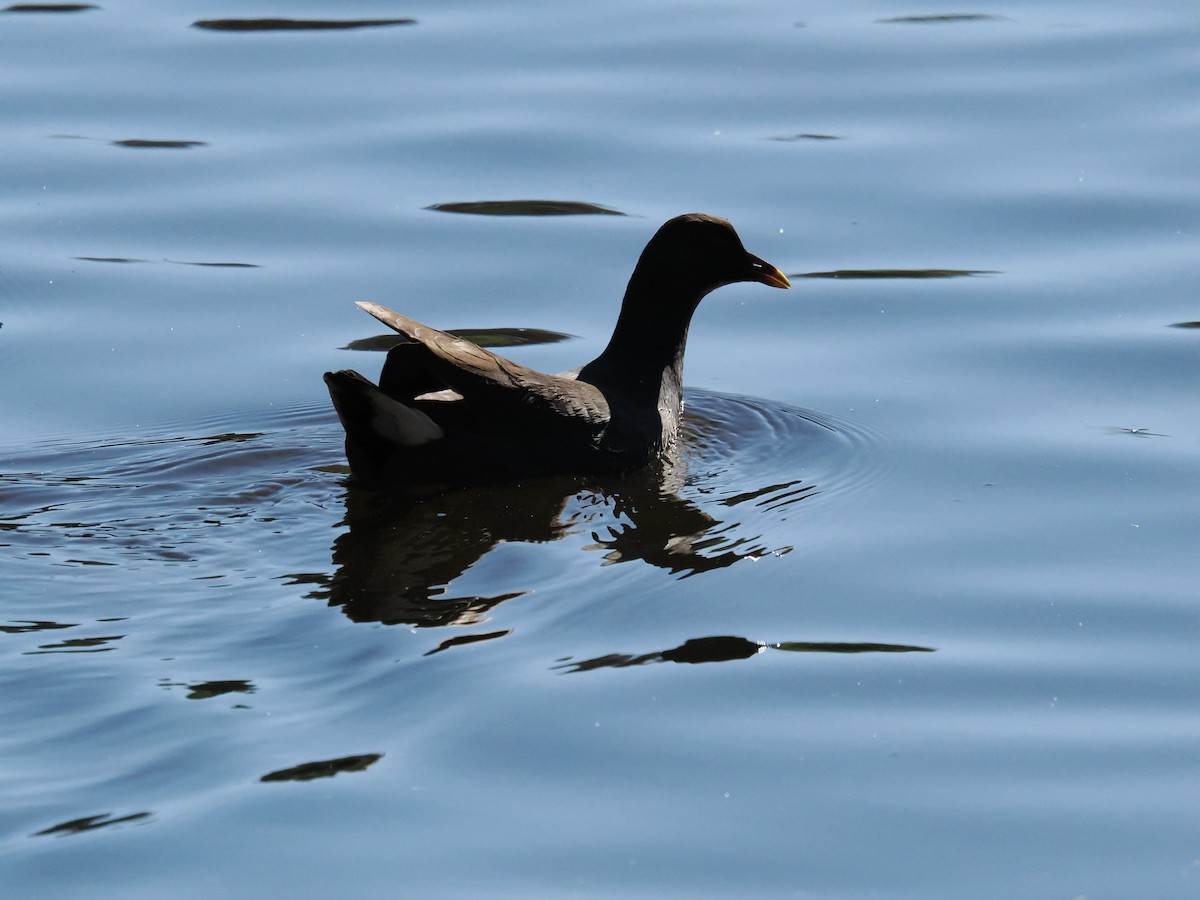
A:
193;18;415;33
343;326;573;352
424;630;511;656
1105;426;1168;438
717;479;819;511
112;139;206;149
767;133;843;142
1169;320;1200;329
166;259;261;269
158;679;256;700
1;619;77;633
796;268;997;279
774;640;935;654
48;134;208;151
426;200;627;217
555;635;934;673
79;255;261;269
198;431;266;445
876;13;1004;24
33;811;151;837
556;635;763;671
260;753;383;783
27;633;123;654
3;3;97;12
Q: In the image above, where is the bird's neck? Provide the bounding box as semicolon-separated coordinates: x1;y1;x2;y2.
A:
578;277;702;405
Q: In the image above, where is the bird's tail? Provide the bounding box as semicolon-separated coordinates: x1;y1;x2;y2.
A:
323;369;444;483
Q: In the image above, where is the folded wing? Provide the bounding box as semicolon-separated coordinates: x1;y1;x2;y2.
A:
356;301;610;432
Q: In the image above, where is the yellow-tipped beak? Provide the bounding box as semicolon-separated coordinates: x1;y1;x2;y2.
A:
747;253;792;289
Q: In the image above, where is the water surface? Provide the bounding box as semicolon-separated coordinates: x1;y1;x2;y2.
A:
1;1;1197;897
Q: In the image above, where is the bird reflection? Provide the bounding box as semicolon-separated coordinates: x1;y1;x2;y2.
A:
304;456;808;628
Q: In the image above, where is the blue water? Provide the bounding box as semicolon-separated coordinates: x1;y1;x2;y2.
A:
2;1;1197;897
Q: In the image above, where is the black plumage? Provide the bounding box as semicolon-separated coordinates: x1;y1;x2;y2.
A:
324;213;790;484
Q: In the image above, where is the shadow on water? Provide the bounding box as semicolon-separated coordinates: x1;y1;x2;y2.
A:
46;134;211;151
166;260;261;269
767;133;844;142
555;635;935;673
0;620;78;633
260;754;382;783
2;4;97;13
158;679;257;700
1104;426;1168;438
74;256;261;267
192;18;416;32
796;268;997;279
34;811;151;837
111;139;207;149
425;200;627;217
25;633;124;654
342;327;573;353
876;14;1004;25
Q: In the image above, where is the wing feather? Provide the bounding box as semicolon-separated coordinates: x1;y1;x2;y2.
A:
355;302;609;429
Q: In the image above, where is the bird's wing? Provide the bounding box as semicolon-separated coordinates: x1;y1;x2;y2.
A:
356;301;610;431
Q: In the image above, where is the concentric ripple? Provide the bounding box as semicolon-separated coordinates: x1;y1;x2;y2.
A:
1;390;882;623
681;388;884;509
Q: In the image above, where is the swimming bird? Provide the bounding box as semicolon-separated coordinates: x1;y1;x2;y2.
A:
324;213;790;485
